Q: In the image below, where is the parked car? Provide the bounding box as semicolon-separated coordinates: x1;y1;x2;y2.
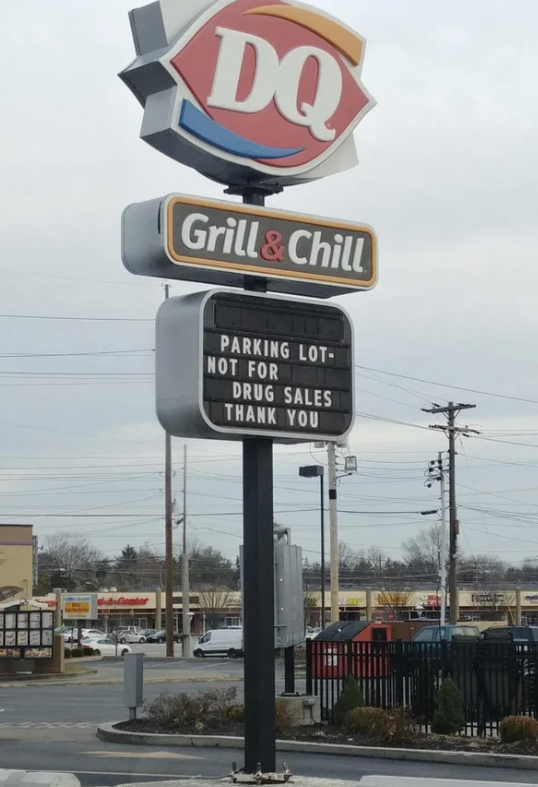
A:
305;627;322;640
481;626;538;712
193;628;243;658
481;626;538;643
146;629;181;644
81;637;131;657
412;624;480;644
116;628;148;644
62;628;105;643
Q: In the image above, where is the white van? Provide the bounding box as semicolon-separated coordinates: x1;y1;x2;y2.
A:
193;628;243;658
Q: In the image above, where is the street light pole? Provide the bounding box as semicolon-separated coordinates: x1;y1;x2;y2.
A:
299;465;326;629
164;283;175;658
327;442;339;623
319;471;326;629
181;443;191;658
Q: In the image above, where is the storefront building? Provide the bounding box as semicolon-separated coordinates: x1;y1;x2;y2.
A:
33;591;242;634
0;524;34;599
33;587;538;630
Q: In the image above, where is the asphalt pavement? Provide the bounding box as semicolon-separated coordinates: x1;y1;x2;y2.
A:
0;660;536;786
0;679;246;724
0;730;537;787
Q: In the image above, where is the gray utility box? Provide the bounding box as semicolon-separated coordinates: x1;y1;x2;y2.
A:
240;542;304;649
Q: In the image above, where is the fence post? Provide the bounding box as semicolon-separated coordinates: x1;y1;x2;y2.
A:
347;639;354;678
305;637;313;695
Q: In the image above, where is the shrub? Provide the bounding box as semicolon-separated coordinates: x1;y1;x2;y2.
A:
275;700;294;734
345;707;414;744
345;706;390;738
500;716;538;744
226;704;245;723
69;648;85;658
390;708;416;744
223;701;290;732
64;649;72;659
144;694;202;728
432;678;465;735
333;674;364;727
143;687;238;729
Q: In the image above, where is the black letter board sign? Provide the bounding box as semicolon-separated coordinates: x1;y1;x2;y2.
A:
156;289;354;443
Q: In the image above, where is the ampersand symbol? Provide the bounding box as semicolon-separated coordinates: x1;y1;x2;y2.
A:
260;230;285;262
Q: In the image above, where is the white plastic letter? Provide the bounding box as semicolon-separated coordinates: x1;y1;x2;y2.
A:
288;230;311;265
208;28;278;114
275;47;341;141
181;213;208;250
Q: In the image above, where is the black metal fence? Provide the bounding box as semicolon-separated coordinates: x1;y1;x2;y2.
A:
306;638;538;735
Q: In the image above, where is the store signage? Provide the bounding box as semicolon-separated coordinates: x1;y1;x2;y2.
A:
34;598;56;609
0;610;54;660
63;594;98;620
471;592;504;605
525;594;538;604
378;593;409;607
122;194;377;298
156;289;354;442
421;594;441;607
338;597;362;607
120;0;375;186
98;597;149;608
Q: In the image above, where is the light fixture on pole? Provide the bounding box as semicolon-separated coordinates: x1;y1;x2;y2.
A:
344;455;357;474
298;465;326;629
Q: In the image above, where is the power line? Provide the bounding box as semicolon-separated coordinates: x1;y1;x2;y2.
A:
0;313;153;322
357;363;538;406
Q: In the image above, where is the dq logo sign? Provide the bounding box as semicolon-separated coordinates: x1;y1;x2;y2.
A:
158;0;374;178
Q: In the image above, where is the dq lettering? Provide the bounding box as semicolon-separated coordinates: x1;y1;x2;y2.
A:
207;28;342;142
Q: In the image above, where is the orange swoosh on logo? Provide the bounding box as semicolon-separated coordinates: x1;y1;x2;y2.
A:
243;5;364;66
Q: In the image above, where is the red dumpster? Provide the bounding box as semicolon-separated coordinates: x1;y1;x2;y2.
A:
311;620;391;679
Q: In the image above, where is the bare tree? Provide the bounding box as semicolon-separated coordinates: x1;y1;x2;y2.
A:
459;554;507;586
402;523;447;579
198;586;233;629
338;541;358;573
303;590;319;627
40;532;104;589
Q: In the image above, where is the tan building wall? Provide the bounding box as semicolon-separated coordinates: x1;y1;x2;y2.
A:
0;524;33;599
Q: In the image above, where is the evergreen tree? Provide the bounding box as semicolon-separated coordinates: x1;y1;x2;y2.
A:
432;678;465;735
333;674;364;727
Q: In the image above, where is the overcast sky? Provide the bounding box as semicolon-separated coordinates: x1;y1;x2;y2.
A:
1;0;537;579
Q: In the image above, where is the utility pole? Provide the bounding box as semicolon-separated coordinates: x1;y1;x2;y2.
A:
32;536;39;592
164;283;175;658
439;462;448;626
181;444;191;658
423;402;479;624
327;441;339;623
426;454;447;625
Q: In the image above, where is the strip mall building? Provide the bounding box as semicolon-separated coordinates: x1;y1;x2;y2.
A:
33;588;538;631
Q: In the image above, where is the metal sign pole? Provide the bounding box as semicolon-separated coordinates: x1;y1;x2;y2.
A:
240;187;276;773
242;437;275;772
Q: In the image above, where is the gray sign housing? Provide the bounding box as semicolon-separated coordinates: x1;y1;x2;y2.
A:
156;289;354;443
123;194;377;299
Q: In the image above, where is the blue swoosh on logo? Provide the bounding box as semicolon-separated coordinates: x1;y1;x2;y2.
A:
179;100;304;160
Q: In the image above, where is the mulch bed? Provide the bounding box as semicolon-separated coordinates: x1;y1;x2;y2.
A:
115;719;538;756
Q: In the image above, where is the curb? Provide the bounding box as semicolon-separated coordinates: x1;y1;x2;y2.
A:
0;674;244;688
97;722;538;771
0;668;99;685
